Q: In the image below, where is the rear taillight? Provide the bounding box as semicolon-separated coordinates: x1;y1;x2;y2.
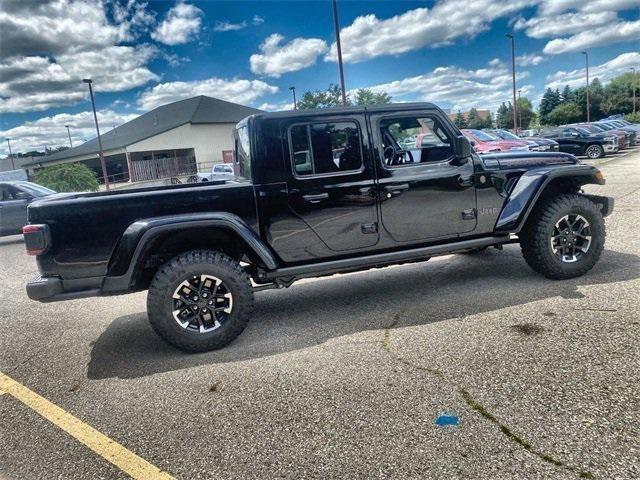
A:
22;224;50;256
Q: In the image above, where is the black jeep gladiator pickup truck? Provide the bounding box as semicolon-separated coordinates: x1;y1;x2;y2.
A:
24;103;613;352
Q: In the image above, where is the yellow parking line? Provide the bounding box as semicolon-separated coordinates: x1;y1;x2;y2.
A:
0;371;174;480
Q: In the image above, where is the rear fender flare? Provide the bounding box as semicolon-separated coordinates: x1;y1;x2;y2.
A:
495;165;604;233
102;212;278;292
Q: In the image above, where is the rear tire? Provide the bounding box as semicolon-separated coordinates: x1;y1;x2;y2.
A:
147;250;254;352
520;194;605;279
585;144;604;159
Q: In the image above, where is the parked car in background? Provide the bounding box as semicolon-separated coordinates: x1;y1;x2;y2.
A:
520;135;559;151
574;123;632;149
485;128;547;151
460;129;502;154
0;181;56;236
461;129;529;153
519;129;539;137
597;120;640;145
197;163;234;182
539;127;618;159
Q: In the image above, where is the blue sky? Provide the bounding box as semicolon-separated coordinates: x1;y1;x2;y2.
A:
1;0;639;155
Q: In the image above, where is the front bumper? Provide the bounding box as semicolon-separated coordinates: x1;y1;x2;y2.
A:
603;143;618;153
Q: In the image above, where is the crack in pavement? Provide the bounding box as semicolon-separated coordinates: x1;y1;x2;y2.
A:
380;317;594;479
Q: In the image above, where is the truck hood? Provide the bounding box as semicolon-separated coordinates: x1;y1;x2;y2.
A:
480;151;578;170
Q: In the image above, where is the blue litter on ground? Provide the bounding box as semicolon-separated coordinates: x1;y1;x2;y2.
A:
435;413;459;427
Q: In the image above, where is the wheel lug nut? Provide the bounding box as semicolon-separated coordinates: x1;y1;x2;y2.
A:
193;296;199;301
208;300;213;305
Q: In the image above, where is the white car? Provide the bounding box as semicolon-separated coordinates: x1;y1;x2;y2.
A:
198;163;234;182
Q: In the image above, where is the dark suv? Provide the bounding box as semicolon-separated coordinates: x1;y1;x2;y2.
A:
540;127;618;158
24;103;613;352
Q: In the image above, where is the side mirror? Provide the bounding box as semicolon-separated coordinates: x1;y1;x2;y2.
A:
455;135;473;158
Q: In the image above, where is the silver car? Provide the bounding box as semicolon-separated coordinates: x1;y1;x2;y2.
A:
197;163;234;182
0;181;56;236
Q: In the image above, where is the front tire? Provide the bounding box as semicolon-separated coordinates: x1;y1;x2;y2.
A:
147;250;254;352
520;194;605;280
585;144;604;159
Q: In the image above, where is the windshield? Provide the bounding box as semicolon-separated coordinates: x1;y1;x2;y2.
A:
467;129;497;141
574;127;591;135
17;182;56;197
493;129;520;140
596;123;613;130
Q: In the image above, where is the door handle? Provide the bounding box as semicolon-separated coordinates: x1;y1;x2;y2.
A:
302;193;329;203
384;183;410;192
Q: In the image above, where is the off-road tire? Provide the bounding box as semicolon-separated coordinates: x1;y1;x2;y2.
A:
147;250;253;352
520;194;605;279
585;144;605;159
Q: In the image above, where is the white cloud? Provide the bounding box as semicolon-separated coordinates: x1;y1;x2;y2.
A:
0;0;158;113
252;15;264;26
0;46;159;113
0;110;137;155
324;0;533;64
543;19;640;54
151;1;203;45
250;34;329;77
546;51;640;90
258;101;295;112
514;11;617;39
363;59;532;112
537;0;640;16
516;53;545;66
137;78;279;110
214;20;247;32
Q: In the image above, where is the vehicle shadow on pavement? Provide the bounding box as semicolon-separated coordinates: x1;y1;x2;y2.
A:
87;246;640;379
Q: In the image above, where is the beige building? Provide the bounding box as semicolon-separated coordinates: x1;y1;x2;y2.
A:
24;96;261;184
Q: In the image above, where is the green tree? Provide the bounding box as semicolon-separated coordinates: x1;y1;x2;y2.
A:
547;102;582;126
352;88;392;105
602;72;636;115
496;102;511;129
516;97;535;129
466;108;492;129
34;163;100;192
624;112;640;123
298;84;350;109
561;85;573;104
539;88;561;125
453;110;467;128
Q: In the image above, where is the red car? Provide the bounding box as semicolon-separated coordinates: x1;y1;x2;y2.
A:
461;129;529;154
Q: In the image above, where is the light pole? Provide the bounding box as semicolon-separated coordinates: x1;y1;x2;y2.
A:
289;86;297;110
631;67;637;115
6;138;15;170
83;79;110;190
332;0;347;106
65;125;73;148
517;89;522;132
581;51;590;123
506;34;518;133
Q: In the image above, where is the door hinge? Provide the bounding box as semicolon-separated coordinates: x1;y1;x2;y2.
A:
461;209;476;220
361;222;378;234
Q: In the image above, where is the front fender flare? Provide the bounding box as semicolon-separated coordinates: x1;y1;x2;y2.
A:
102;212;278;292
495;164;605;233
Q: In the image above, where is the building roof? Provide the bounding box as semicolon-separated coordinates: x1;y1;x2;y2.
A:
26;96;262;166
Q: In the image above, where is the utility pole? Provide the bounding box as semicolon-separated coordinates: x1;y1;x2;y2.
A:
581;51;590;123
65;125;73;148
6;138;15;170
332;0;347;106
83;79;110;190
289;86;297;110
518;89;522;132
631;67;637;115
506;34;517;133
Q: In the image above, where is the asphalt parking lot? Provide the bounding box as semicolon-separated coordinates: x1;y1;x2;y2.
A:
1;149;639;480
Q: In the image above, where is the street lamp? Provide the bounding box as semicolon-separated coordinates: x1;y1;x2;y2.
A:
83;79;109;190
518;89;522;132
506;33;518;133
6;138;15;170
332;0;348;106
289;86;297;110
65;125;73;148
581;51;590;123
631;67;637;115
